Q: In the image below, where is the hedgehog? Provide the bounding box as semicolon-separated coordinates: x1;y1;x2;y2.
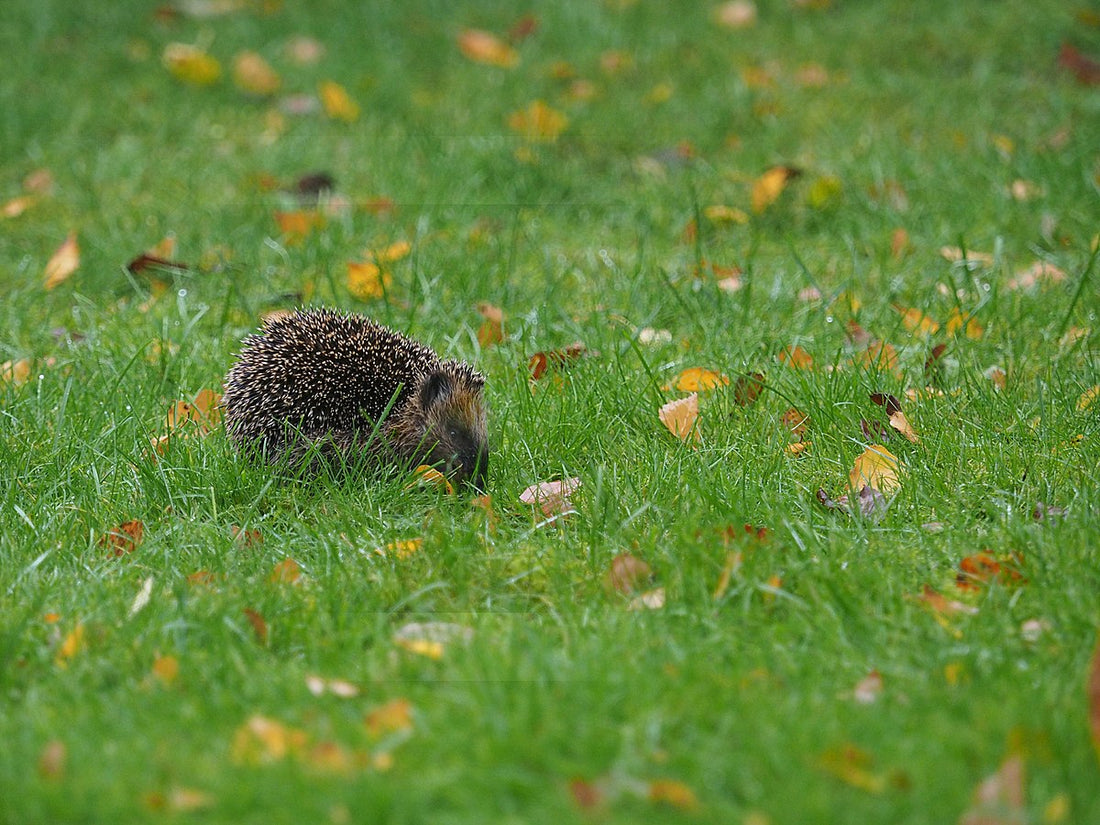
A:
222;308;488;489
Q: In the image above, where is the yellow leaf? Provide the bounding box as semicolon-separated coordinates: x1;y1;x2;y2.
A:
1;358;32;387
231;715;308;765
893;304;939;337
507;100;568;142
751;166;798;213
162;43;222;86
1079;386;1100;411
376;538;423;559
367;239;412;264
849;445;901;493
319;80;360;122
945;308;983;339
394;637;444;659
778;345;813;369
785;440;811;456
456;29;519;68
666;367;730;393
406;465;455;494
347;261;392;300
152;654;179;686
44;233;79;290
648;779;699;810
855;341;900;377
233;50;280;95
703;204;749;224
364;698;414;737
658;393;700;442
55;623;85;667
2;195;35;218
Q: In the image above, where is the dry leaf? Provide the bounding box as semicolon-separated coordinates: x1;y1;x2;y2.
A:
364;698;413;737
856;341;900;377
231;715;307;765
407;465;455;494
627;587;666;611
751;166;800;213
945;309;983;339
666;367;730;392
890;227;910;259
940;246;994;266
270;558;301;585
915;584;979;617
714;0;757;28
894;304;939;337
956;552;1025;591
457;29;519;68
528;342;589;379
2;195;35;218
37;740;67;780
286;35;325;65
1059;42;1100;85
519;477;581;518
243;607;268;644
1;358;33;387
393;622;472;660
703;204;749;224
44;233;79;290
55;623;84;667
476;302;505;347
816;743;889;794
786;440;812;456
869;392;902;416
162;43;222;85
850;445;901;493
604;553;653;595
648;779;699;810
152;654;179;686
347;261;392;300
986;366;1007;390
1078;386;1099;411
733;372;766;405
100;520;145;557
959;755;1025;825
319;80;360;122
233;50;280;95
507;100;568;141
778;345;813;369
852;670;884;704
659;393;700;442
306;675;360;698
376;538;423;560
888;410;919;443
1007;260;1066;291
275;210;325;243
782;407;810;437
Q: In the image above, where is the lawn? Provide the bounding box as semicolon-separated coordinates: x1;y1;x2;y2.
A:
2;0;1099;822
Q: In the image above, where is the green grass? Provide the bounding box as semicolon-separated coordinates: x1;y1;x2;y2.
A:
2;0;1099;822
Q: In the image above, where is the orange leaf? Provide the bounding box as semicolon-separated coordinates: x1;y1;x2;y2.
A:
528;342;589;379
44;233;79;290
318;80;360;122
243;607;268;644
100;520;145;557
152;654;180;686
604;553;654;595
55;623;85;667
269;558;301;584
476;302;505;347
507;100;568;141
778;345;813;369
945;308;983;339
274;210;325;243
658;393;700;442
647;779;699;810
457;29;519;68
914;584;979;617
751;166;799;213
856;341;900;377
893;304;939;337
666;367;730;392
364;698;414;737
233;50;280;95
849;445;901;493
407;465;455;494
956;551;1025;591
376;538;423;559
1;358;33;387
347;261;392;300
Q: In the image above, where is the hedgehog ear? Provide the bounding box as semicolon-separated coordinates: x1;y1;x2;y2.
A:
419;370;453;409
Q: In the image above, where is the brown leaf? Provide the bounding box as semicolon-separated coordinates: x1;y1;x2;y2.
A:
269;558;301;585
476;302;505;347
733;372;766;406
604;553;654;595
100;520;145;557
925;343;948;381
243;607;268;644
846;319;872;347
1059;42;1100;85
231;525;263;547
44;233;80;290
126;252;189;276
890;227;910;259
778;345;813;369
519;477;581;519
37;740;67;780
508;13;539;42
782;407;810;437
869;392;902;416
569;778;604;810
915;584;979;617
956;552;1025;591
528;342;589;380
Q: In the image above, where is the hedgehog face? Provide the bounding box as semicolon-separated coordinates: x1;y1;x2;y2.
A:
417;367;489;491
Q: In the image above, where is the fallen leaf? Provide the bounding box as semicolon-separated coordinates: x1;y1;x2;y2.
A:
347;261;392;300
890;228;910;259
807;175;843;209
733;372;766;406
364;698;414;737
129;576;155;617
162;43;222;85
888;410;919;443
659;393;701;442
894;304;940;337
569;778;604;810
393;622;472;660
604;553;653;595
457;29;519;68
869;392;902;416
959;755;1025;825
856;341;900;378
1058;42;1100;85
940;246;994;266
914;584;979;617
528;342;589;379
713;551;743;600
648;779;699;810
782;407;810;437
778;345;813;369
407;465;455;494
508;13;539;42
243;607;268;644
507;100;568;141
816;743;889;793
519;477;581;518
231;525;263;547
270;558;301;585
476;302;505;347
164;787;214;813
55;623;85;667
1033;502;1067;523
1077;386;1099;411
786;440;812;456
1;358;33;387
37;740;67;780
703;204;749;224
956;551;1025;591
852;670;883;704
44;233;79;290
233;50;280;95
1007;260;1066;291
751;166;800;213
714;0;757;29
2;195;35;218
850;445;901;493
231;715;307;765
376;538;423;560
100;520;145;557
628;587;666;611
152;654;179;686
286;35;325;65
275;210;325;243
305;675;360;698
666;367;730;392
925;343;948;382
986;366;1007;390
319;80;360;122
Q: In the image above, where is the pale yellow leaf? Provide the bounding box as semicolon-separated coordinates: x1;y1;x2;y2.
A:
849;445;901;493
44;233;79;290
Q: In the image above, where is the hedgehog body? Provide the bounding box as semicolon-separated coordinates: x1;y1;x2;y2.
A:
223;308;488;488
